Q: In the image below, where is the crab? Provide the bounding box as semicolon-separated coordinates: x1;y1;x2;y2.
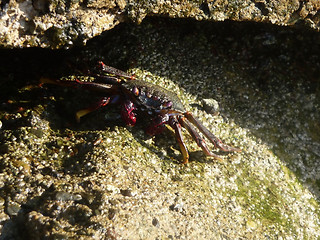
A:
40;62;240;164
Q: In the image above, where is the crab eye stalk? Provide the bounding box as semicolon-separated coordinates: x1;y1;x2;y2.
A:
163;101;173;109
132;86;139;96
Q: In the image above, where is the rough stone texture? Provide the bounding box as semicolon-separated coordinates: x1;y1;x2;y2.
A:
0;0;127;48
0;18;320;239
0;0;320;48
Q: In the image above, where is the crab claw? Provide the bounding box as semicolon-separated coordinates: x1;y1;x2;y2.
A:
121;100;136;126
76;97;111;122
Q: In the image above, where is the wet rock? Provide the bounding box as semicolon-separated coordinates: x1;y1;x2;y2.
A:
152;217;160;227
120;189;133;197
6;202;21;216
55;191;82;201
108;208;117;220
202;98;220;115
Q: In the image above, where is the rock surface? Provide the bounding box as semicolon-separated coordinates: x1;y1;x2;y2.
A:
0;18;320;239
0;0;320;48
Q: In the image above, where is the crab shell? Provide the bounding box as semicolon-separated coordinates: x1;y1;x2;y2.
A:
122;80;185;113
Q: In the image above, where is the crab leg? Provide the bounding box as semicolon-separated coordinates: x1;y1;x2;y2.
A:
98;61;135;80
169;117;189;164
40;77;118;122
184;112;241;152
76;97;111;122
40;77;118;94
178;116;223;161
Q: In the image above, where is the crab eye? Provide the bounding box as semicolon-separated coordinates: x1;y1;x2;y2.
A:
163;101;173;108
132;86;139;96
152;95;159;101
146;92;152;98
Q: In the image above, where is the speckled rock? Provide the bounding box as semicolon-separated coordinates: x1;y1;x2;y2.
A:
0;0;127;48
0;18;320;239
0;0;320;48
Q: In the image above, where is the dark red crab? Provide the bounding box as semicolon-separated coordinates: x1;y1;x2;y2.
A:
40;61;240;164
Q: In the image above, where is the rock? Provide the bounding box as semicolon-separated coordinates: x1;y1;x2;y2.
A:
0;0;320;48
0;0;126;48
0;18;320;239
202;98;220;115
6;202;21;216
